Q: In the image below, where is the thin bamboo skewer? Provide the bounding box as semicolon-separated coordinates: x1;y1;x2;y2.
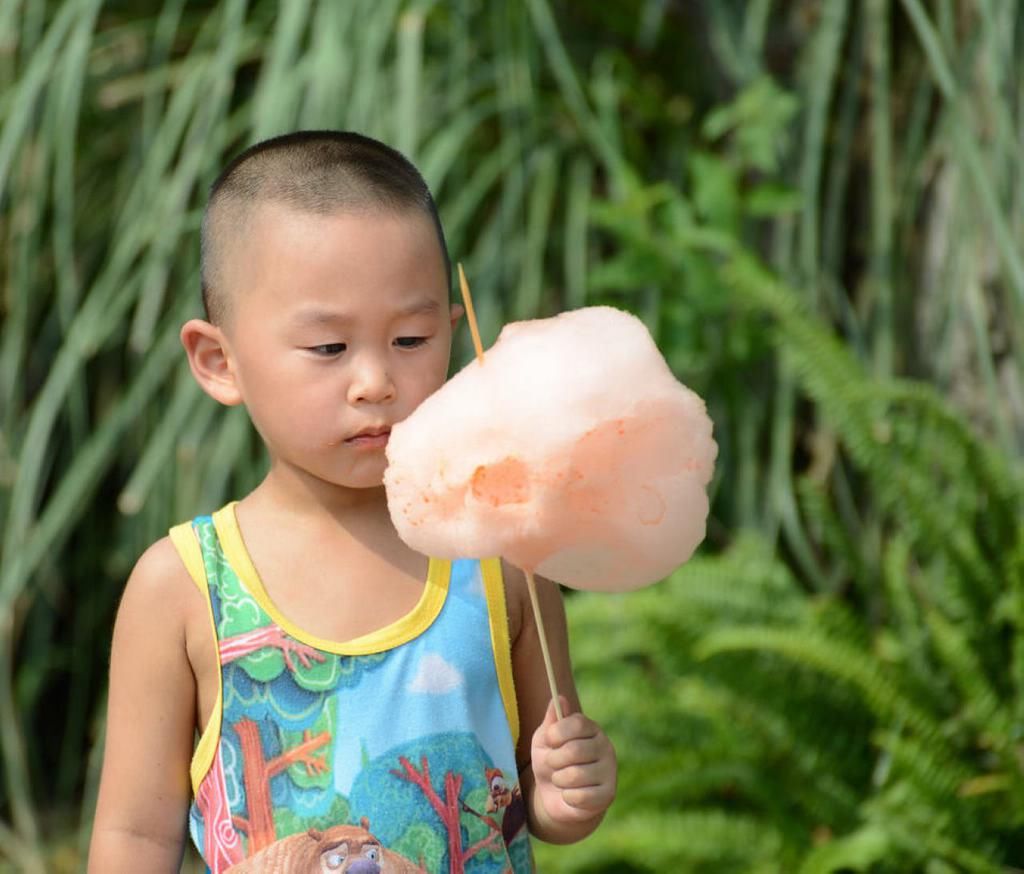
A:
456;263;565;721
524;568;564;720
458;262;485;363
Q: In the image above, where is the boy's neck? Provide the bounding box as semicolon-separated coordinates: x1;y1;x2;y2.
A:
244;464;392;530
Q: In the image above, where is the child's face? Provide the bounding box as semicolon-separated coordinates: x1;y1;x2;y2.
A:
219;203;458;491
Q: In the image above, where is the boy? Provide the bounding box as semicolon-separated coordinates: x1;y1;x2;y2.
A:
88;131;616;872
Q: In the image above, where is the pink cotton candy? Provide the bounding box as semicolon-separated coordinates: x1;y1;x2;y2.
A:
383;306;717;592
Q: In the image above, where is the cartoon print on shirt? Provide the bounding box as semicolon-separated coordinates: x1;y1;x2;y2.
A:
482;768;527;846
223;819;425;873
185;516;530;873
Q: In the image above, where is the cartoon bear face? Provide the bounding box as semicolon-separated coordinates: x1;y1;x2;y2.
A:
318;831;382;872
225;819;423;874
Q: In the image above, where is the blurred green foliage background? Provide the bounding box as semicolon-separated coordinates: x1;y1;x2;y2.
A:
2;1;1023;871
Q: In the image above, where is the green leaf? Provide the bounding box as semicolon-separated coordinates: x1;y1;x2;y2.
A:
798;825;893;874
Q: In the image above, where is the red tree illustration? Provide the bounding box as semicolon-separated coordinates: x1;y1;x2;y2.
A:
390;756;503;874
231;718;331;852
219;625;326;672
194;744;245;873
211;626;330;852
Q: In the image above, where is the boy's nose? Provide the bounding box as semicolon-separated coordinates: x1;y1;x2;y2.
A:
348;354;396;404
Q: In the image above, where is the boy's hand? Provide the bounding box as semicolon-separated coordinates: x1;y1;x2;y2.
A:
530;696;617;829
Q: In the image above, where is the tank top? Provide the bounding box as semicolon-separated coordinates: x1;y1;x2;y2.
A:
169;503;533;873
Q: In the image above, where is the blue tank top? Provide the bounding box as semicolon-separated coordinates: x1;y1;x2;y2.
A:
169;503;533;873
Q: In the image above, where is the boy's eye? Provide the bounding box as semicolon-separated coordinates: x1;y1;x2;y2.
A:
309;343;346;355
394;336;427;349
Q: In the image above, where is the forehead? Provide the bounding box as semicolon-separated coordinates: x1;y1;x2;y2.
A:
224;201;449;322
243;200;442;267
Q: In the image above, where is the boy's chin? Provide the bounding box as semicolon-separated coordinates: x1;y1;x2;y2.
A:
332;466;388;492
345;477;387;492
285;453;388;493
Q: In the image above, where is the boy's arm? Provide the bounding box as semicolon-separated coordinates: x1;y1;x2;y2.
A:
87;537;202;872
505;562;617;845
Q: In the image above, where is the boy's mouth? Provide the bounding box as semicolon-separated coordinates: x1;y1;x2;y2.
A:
345;426;391;448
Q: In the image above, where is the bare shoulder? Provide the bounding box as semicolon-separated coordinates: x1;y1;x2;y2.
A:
123;532;193;595
115;534;205;651
106;530;205;710
105;530;206;746
128;534;193;592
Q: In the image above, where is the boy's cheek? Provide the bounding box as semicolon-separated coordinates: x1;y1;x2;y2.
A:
248;395;341;450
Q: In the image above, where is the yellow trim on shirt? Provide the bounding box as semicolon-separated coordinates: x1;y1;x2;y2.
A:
169;522;206;597
481;558;520;748
168;522;223;797
210;502;450;656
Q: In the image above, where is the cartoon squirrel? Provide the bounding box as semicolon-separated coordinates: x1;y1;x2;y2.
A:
482;768;527;846
224;818;424;874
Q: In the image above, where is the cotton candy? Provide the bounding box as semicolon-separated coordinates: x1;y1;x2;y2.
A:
383;306;717;592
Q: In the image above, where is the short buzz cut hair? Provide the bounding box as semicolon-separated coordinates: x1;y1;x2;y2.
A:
200;130;451;324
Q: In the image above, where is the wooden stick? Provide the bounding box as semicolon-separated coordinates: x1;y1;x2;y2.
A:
457;262;485;364
457;266;564;721
524;568;564;721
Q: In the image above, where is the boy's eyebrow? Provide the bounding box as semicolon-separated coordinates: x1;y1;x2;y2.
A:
397;298;442;316
291;298;441;326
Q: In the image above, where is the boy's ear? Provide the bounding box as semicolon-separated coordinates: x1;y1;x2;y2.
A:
449;303;465;330
180;318;243;406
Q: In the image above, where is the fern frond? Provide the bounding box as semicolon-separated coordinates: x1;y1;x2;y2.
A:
797;824;893;874
880;380;1024;543
873;730;975;819
1006;526;1024;727
922;609;1006;738
532;809;790;872
670;677;863;822
796;475;872;594
879;535;943;702
721;252;1014;626
696;626;940;741
879;818;1007;874
566;535;807;674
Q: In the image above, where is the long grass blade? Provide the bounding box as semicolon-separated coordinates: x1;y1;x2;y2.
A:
515;145;557;319
866;0;894;377
900;0;1024;308
796;0;849;294
394;3;426;158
